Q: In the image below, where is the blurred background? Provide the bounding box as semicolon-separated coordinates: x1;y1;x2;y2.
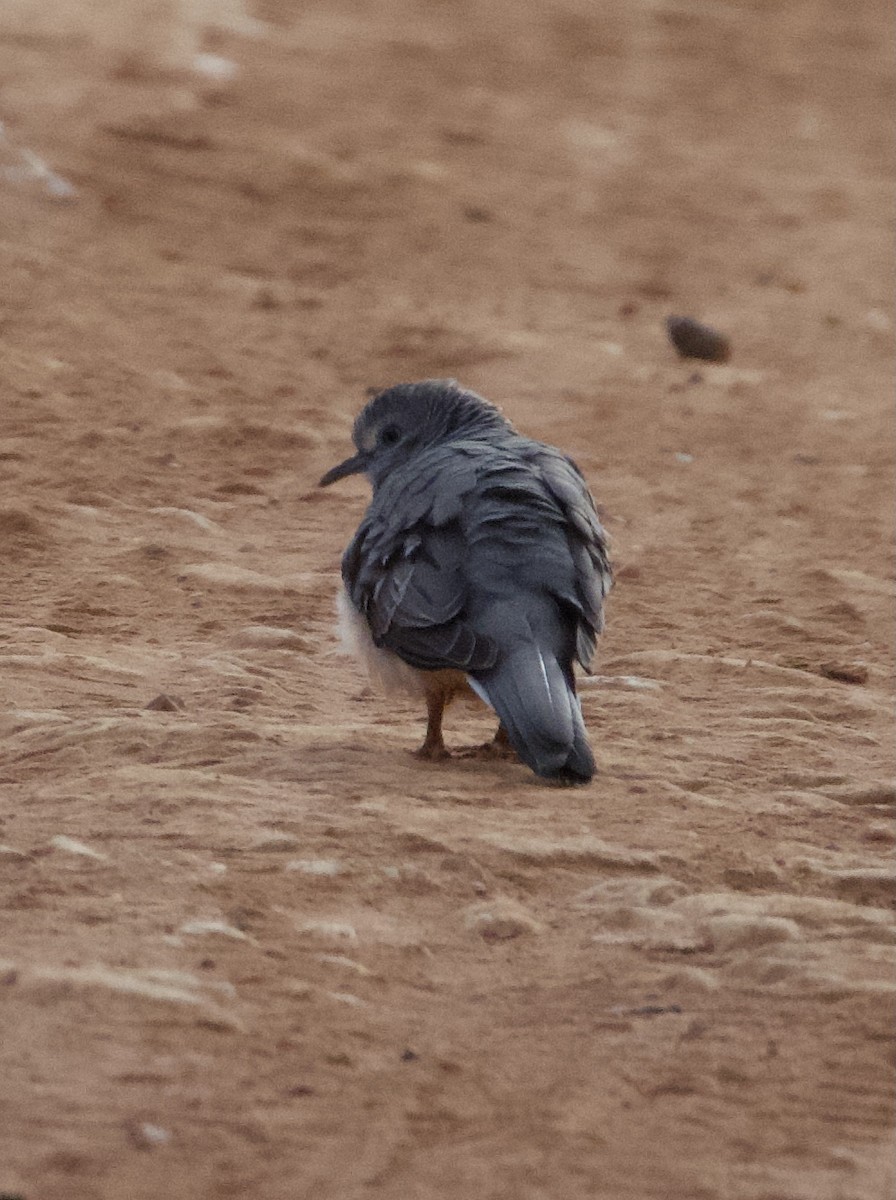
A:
1;0;890;418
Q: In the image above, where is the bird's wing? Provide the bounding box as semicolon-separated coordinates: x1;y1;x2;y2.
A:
342;438;609;677
463;442;612;671
341;452;498;673
533;447;612;667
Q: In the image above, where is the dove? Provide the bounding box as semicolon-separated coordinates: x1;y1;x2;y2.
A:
319;380;611;784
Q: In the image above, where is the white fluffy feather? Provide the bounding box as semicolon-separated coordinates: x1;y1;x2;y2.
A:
336;587;426;697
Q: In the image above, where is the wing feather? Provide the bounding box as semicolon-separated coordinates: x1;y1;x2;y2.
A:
341;434;610;678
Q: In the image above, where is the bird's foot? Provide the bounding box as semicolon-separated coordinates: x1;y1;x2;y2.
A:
457;732;519;763
412;740;452;762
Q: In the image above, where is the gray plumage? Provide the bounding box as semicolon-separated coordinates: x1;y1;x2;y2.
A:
319;380;612;784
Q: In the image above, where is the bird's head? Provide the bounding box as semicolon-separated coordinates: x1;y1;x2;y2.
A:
318;379;512;489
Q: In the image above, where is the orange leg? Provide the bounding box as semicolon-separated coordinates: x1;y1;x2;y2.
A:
413;685;451;761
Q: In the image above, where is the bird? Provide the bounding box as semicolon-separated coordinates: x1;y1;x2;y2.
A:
318;379;612;785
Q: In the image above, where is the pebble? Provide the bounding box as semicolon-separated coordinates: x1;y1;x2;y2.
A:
251;832;300;852
149;506;218;532
464;898;540;941
666;315;731;362
236;625;310;649
192;53;239;82
704;913;801;952
819;660;869;684
315;954;371;975
179;919;250;941
298;920;358;942
326;991;366;1007
129;1122;172;1149
145;693;184;712
285;859;343;876
49;835;107;861
581;674;661;691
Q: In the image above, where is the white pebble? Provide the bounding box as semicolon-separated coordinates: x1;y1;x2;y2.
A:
316;954;371;975
179;919;249;941
192;53;239;81
326;991;366;1007
298;920;357;942
285;859;343;876
138;1123;172;1147
50;835;107;861
150;506;218;532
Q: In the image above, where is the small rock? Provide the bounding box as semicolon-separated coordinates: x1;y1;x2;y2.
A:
129;1122;172;1149
380;862;437;893
326;990;366;1007
298;920;358;942
658;967;720;993
464;898;540;941
285;859;343;876
666;315;731;363
192;53;239;82
145;693;184;712
315;954;371;976
179;919;250;941
251;832;300;852
284;980;315;999
722;865;783;891
819;660;869;684
705;914;801;952
578;676;662;696
49;835;107;861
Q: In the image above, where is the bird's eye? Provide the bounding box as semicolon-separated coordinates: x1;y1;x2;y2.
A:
380;424;402;446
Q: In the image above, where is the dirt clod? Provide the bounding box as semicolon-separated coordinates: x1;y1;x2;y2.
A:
666;315;732;362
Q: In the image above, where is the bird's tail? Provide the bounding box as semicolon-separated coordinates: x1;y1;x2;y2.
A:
469;646;595;785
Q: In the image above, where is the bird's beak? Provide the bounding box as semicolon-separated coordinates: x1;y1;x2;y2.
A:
318;450;369;487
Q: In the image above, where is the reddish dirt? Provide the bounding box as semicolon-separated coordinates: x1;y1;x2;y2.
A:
1;2;894;1198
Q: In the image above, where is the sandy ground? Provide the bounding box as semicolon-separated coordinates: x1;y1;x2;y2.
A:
1;2;894;1197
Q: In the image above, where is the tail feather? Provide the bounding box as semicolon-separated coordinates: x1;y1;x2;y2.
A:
470;646;594;784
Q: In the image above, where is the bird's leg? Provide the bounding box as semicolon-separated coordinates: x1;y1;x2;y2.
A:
413;685;451;761
457;723;519;761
